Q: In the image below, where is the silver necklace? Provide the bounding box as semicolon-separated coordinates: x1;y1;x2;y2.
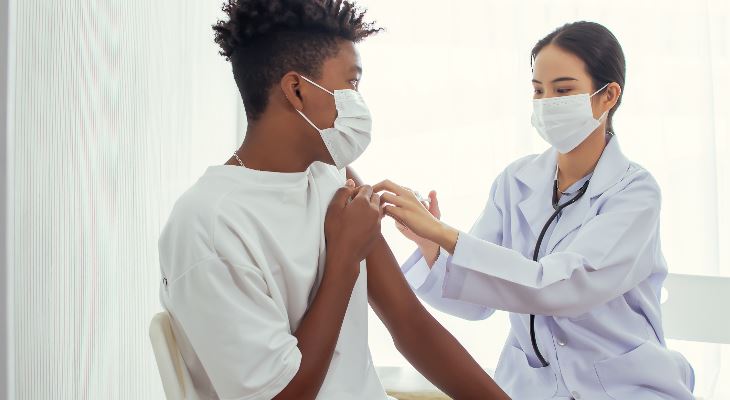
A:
233;151;244;167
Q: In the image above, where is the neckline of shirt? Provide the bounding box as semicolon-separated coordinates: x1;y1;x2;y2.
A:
205;164;311;188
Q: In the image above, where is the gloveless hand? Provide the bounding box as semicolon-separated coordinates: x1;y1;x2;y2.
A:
395;190;441;245
374;180;459;253
325;181;383;270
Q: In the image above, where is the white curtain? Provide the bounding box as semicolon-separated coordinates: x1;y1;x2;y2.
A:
8;1;241;398
353;0;730;398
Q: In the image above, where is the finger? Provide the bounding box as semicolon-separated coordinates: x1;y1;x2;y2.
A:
373;179;410;197
371;193;383;219
379;192;407;208
429;190;441;218
345;179;356;188
354;184;373;200
330;186;356;208
370;192;380;207
383;205;405;222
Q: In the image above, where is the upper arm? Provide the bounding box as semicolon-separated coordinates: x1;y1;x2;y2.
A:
168;258;301;399
366;237;434;333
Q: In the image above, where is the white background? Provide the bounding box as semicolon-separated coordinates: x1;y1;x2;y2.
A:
3;0;729;399
352;1;729;398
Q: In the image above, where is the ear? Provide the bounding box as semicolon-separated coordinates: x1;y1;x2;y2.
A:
604;82;622;110
280;72;304;112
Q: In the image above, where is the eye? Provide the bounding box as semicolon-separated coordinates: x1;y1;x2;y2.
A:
533;88;543;95
556;88;573;94
349;79;360;89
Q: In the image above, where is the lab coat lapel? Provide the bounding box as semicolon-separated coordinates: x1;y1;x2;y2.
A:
515;148;558;242
546;136;631;254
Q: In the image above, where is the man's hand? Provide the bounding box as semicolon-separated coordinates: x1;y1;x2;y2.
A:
325;181;383;271
273;180;383;400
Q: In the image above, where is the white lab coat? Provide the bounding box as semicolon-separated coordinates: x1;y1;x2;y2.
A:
403;136;695;399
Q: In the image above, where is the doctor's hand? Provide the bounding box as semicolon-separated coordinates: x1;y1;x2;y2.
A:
395;190;443;267
375;180;460;255
325;180;383;277
396;190;441;243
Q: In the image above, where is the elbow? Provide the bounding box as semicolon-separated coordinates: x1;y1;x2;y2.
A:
454;306;494;321
527;287;599;318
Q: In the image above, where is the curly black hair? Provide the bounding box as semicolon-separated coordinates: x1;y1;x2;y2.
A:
213;0;381;120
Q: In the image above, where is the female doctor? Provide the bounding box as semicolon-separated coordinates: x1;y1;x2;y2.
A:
375;22;695;400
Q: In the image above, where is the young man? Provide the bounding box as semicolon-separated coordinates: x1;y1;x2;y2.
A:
157;1;509;399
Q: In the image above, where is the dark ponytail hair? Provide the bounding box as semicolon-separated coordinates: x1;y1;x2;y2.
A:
532;21;626;133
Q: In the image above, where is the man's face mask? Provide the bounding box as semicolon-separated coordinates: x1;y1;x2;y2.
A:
296;75;373;170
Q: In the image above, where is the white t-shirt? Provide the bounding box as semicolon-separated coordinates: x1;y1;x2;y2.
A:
158;162;389;400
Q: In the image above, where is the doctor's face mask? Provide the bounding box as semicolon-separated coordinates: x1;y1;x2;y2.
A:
531;83;610;154
295;75;373;170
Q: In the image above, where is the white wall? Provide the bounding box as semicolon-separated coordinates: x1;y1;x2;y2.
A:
6;1;241;399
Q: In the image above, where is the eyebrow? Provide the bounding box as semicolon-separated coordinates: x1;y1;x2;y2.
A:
532;77;579;84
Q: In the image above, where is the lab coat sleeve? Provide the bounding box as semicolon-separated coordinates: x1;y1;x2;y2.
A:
402;247;494;320
168;257;301;400
442;172;661;318
400;173;505;321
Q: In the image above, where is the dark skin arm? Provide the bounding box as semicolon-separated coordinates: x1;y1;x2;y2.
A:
274;184;383;400
347;168;510;400
273;256;358;400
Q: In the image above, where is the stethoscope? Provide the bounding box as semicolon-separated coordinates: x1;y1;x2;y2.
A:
529;177;591;367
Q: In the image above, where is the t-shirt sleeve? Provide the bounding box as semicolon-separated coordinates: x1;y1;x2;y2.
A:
167;257;301;400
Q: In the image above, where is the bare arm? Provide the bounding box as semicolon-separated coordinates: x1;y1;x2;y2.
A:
346;168;509;400
366;235;509;400
275;184;382;400
273;254;360;400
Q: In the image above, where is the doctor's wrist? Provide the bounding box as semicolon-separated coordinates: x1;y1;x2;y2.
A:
434;223;459;254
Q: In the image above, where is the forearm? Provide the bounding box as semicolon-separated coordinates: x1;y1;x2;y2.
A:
273;256;359;400
367;236;509;400
393;311;509;400
432;223;460;254
418;241;440;267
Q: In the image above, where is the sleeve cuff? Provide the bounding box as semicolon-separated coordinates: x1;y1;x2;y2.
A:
401;247;448;291
237;347;302;400
450;230;520;282
443;231;499;302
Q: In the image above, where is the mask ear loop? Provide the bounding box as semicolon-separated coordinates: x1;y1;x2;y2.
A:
296;109;323;133
590;82;614;134
293;75;336;133
299;75;335;96
590;82;611;98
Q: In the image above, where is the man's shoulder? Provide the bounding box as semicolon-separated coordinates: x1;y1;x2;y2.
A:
158;174;248;266
166;175;238;228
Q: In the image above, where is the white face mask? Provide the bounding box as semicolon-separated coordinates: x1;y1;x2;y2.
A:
531;83;610;154
296;76;372;170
